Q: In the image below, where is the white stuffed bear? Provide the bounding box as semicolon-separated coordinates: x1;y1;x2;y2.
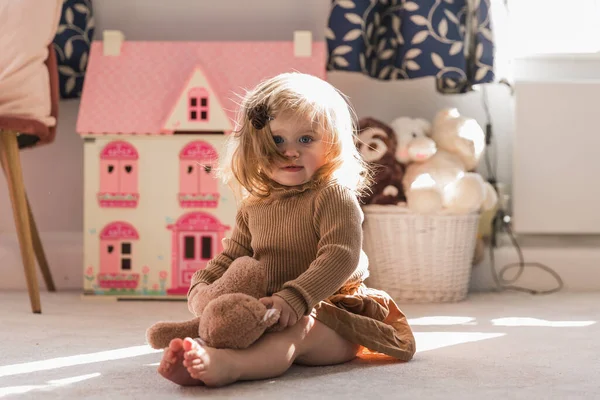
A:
402;108;497;214
390;116;437;165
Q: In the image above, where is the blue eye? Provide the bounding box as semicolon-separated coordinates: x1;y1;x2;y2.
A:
272;136;284;144
299;136;313;144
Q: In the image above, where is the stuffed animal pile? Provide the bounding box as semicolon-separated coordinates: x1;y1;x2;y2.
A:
357;108;497;215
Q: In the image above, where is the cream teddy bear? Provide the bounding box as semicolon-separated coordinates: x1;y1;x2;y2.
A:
390;116;437;165
401;108;497;214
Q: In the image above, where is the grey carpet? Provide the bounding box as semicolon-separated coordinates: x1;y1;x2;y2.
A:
1;291;598;399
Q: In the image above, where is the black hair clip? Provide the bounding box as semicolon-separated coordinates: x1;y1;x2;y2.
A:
248;103;272;130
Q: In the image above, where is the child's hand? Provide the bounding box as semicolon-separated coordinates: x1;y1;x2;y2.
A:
259;296;298;329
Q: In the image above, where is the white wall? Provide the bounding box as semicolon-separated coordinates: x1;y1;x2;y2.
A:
0;0;524;291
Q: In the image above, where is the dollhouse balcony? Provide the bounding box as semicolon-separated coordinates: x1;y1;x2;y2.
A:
178;192;220;208
97;192;139;208
97;273;140;289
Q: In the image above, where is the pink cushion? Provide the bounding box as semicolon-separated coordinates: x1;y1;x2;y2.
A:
0;0;62;135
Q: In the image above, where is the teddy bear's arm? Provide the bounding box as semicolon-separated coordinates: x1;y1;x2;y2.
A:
273;185;363;319
188;206;253;295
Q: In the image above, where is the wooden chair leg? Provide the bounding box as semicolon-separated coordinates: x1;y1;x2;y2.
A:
26;195;56;292
0;130;41;313
0;148;55;292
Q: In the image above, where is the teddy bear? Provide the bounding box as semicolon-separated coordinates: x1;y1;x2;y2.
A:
390;116;437;165
146;256;280;350
401;108;497;214
355;117;406;205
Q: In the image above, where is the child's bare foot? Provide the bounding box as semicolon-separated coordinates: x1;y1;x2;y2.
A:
182;337;240;387
158;338;204;386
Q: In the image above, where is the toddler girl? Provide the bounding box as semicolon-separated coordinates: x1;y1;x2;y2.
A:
158;72;416;387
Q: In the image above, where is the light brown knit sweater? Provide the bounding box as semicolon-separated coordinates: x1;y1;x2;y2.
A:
189;182;369;320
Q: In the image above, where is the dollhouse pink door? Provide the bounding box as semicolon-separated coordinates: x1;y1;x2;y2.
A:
100;240;133;274
179;161;197;196
178;232;216;286
198;158;217;193
100;160;120;193
100;239;120;274
118;160;138;194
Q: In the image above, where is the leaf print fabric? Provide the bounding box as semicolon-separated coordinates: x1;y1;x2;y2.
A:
52;0;95;99
326;0;494;93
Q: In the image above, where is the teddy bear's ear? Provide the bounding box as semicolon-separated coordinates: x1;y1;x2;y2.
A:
415;118;432;136
433;108;460;126
261;308;280;327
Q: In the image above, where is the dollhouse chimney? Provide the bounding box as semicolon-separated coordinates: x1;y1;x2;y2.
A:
103;30;125;56
293;30;312;57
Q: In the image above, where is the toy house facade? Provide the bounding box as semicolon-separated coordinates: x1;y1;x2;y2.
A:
77;31;326;297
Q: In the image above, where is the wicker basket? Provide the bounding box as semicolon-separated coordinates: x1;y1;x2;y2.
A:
362;205;480;303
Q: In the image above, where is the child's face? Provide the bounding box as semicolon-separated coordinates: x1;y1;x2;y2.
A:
267;111;327;187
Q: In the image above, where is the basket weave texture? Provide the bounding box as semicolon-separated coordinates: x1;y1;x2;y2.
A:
362;205;480;303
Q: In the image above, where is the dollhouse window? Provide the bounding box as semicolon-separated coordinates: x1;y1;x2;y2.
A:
188;87;209;121
121;241;132;270
184;236;195;259
201;236;212;259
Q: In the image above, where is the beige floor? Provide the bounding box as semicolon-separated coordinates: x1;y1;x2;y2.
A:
1;290;598;399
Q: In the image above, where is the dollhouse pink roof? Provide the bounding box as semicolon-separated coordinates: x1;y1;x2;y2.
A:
100;141;139;160
100;221;140;240
179;141;218;160
77;41;326;135
167;212;230;232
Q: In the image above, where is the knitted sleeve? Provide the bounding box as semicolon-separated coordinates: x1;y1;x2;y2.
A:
187;204;253;296
274;185;363;319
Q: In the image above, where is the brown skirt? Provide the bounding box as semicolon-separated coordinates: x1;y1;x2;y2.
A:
311;282;416;361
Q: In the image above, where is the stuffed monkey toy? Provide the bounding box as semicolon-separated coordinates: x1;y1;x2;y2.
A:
356;117;406;205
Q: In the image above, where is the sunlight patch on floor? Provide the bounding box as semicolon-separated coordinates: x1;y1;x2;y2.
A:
47;372;101;385
408;316;475;325
492;317;596;327
414;332;505;353
0;373;101;398
0;345;160;378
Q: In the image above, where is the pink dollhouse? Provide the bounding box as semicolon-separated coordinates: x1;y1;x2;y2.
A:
76;30;325;297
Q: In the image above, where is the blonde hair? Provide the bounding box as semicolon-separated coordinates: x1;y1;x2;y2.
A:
220;72;372;200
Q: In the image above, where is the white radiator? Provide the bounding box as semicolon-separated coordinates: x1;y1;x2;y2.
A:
513;79;600;234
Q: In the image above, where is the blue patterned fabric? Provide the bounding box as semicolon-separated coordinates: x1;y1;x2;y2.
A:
326;0;494;93
52;0;95;99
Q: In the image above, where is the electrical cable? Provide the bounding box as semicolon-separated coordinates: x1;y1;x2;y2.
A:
480;85;564;295
489;210;564;295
